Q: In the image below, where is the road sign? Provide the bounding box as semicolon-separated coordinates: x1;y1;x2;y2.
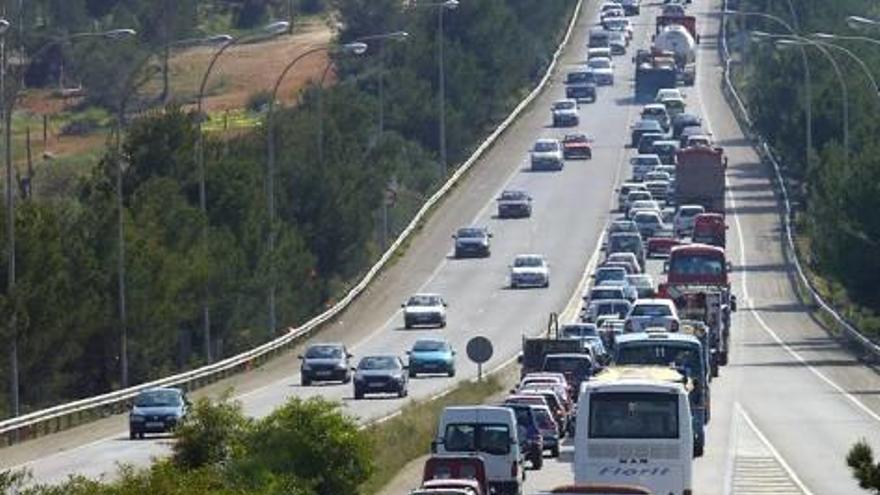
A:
466;336;493;381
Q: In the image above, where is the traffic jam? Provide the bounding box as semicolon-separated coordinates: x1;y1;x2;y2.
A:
412;0;735;494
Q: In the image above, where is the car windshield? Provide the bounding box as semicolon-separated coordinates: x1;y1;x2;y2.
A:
408;295;441;306
567;71;592;84
534;141;558;152
457;228;484;238
305;345;343;359
589;392;679;439
532;408;556;430
554;101;576;110
515;257;544;268
413;340;449;352
561;325;598;339
500;190;527;201
443;423;511;455
609;234;642;252
134;390;182;407
616;343;702;375
588;58;611;69
631;304;672;317
358;356;400;370
596;268;625;283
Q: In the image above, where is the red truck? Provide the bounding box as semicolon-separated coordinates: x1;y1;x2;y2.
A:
693;212;727;248
675;145;726;213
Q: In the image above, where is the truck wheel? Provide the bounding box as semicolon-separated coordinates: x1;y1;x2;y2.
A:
551;445;560;458
719;351;729;366
694;440;704;458
711;361;719;378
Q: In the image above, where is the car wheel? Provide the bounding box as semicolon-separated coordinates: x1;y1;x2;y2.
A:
552;445;560;458
533;454;544;470
342;372;352;384
138;432;145;440
586;151;592;160
129;430;137;440
409;368;417;378
398;386;407;398
301;375;311;387
354;387;363;400
404;319;412;330
544;279;550;288
439;319;447;328
448;367;456;377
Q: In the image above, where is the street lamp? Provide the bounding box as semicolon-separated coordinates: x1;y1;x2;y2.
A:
192;21;289;364
809;34;880;98
847;15;880;30
419;0;459;177
754;32;850;157
723;9;813;163
3;27;136;410
354;31;409;139
264;41;367;335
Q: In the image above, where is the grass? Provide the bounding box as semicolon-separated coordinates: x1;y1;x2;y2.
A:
360;375;507;495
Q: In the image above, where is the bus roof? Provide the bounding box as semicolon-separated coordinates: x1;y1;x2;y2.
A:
615;331;701;346
669;244;725;256
589;366;693;395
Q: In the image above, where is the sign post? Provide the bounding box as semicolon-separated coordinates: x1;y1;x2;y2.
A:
466;336;493;382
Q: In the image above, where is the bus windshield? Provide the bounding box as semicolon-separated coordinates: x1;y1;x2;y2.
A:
588;392;679;439
669;253;724;277
615;343;702;377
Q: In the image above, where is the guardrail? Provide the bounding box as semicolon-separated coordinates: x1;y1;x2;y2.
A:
717;3;880;361
0;0;585;449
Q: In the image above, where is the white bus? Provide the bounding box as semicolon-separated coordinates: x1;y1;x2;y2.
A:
574;366;693;495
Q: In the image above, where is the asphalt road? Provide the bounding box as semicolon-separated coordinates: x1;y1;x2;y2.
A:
522;0;880;494
0;0;638;485
7;0;880;493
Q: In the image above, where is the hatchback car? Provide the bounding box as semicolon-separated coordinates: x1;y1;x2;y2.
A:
608;232;646;268
630;119;664;147
299;343;353;385
605;252;641;274
674;204;706;236
510;254;550;288
655;87;684;103
497;189;533;218
630;153;662;181
641;103;670;130
129;387;189;440
353;355;408;399
633;210;666;239
407;338;456;377
582;299;633;323
651;140;680;164
624;299;680;333
562;133;593;159
531;138;564;171
587;57;614;85
551;99;579;127
617;183;647;211
403;293;448;328
453;226;491;258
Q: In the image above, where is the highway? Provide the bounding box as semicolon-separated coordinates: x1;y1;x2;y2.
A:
0;0;632;485
4;0;880;493
521;0;880;494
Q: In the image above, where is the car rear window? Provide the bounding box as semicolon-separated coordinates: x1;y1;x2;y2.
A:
444;423;511;455
631;304;672;317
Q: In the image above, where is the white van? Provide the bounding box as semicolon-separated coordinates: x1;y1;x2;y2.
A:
434;406;524;495
575;367;693;495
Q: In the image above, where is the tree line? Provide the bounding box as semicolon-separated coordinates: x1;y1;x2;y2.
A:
733;0;880;335
0;0;577;418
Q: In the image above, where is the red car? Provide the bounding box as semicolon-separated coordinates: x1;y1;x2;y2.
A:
562;133;593;159
422;455;489;495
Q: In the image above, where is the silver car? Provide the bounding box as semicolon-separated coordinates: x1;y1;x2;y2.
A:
530;138;564;171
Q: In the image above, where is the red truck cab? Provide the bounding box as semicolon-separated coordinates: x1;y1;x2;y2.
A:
692;213;726;247
660;244;729;295
422;454;489;495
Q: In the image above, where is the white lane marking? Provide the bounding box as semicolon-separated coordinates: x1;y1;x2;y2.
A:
693;7;880;427
734;403;814;495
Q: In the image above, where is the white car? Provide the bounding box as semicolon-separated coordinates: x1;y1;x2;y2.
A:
587;47;612;60
530;138;564;171
624;190;654;214
510;254;550;288
587;57;614;85
603;17;633;41
674;204;705;236
645;170;672;182
402;293;447;329
641;103;670;130
630;154;662;181
655;88;684;103
551;99;579;127
624;299;680;333
627;199;661;219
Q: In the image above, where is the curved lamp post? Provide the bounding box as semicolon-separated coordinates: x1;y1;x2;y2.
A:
724;9;813;165
264;41;367;335
192;21;289;363
752;31;849;157
810;34;880;98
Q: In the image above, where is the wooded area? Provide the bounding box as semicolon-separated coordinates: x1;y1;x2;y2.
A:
0;0;577;418
733;0;880;335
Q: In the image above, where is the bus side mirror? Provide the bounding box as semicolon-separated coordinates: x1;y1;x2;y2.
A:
430;440;439;453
